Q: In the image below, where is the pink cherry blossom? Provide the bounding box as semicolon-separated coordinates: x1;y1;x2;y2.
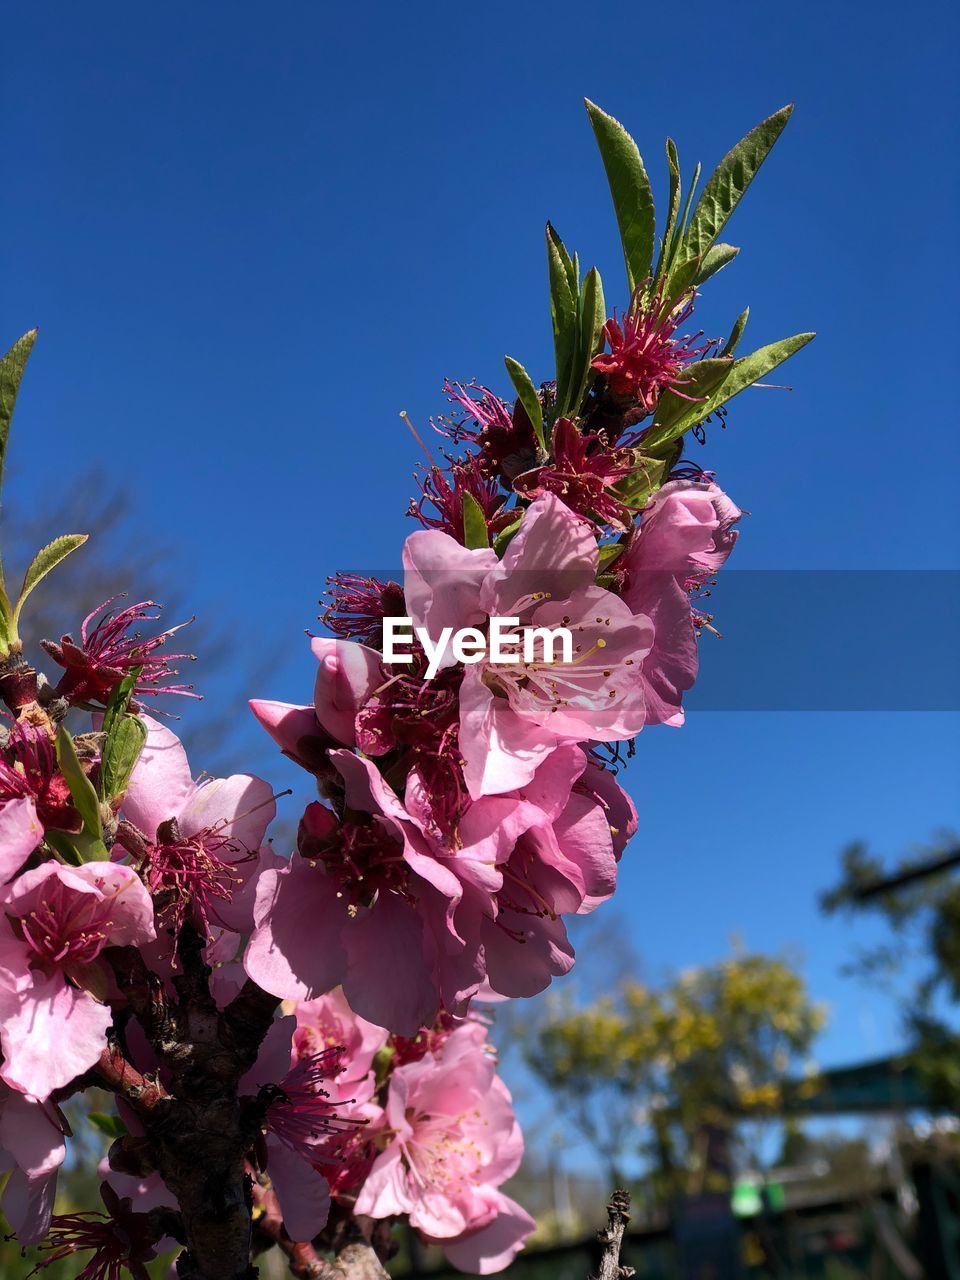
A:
0;1084;66;1244
403;492;654;797
0;862;155;1098
354;1022;534;1272
620;477;741;725
120;716;275;934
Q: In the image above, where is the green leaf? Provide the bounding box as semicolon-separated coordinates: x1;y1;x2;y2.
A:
685;104;793;256
646;357;735;446
598;543;625;570
55;726;103;839
99;715;147;802
566;267;606;417
45;829;111;865
493;514;523;557
585;100;655;292
88;1111;127;1139
721;308;750;357
660;332;816;440
654;138;682;287
13;534;88;626
101;668;141;740
461;491;490;550
546;224;578;416
695;243;740;285
613;450;674;511
0;329;37;501
504;357;546;455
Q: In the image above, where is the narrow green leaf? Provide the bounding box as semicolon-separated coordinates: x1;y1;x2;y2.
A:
0;329;37;500
13;534;88;625
566;267;606;416
585;100;655;292
685;104;793;256
546;224;578;415
101;668;141;740
721;308;750;357
671;162;701;261
493;514;523;557
100;715;147;802
504;357;546;454
55;726;103;839
648;358;735;444
547;220;577;297
695;243;739;285
462;491;491;550
663;253;702;308
661;332;816;440
653;138;682;287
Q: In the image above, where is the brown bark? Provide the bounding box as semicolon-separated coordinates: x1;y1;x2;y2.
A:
590;1189;635;1280
101;927;281;1280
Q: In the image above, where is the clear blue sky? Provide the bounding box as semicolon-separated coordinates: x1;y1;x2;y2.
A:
2;0;959;1086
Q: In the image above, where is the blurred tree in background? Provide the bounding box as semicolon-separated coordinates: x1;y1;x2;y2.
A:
821;833;960;1110
523;944;825;1206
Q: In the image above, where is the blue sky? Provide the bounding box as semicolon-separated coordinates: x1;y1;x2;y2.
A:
2;0;958;1097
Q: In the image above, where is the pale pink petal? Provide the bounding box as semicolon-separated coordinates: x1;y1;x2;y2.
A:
442;1192;536;1274
481;492;597;618
353;1145;413;1218
266;1134;330;1242
402;530;496;662
0;799;42;883
553;792;617;906
0;975;112;1098
458;668;558;799
69;863;157;946
311;637;383;746
342;896;439;1035
180;774;275;851
0;1090;66;1178
121;716;196;838
2;1166;59;1245
244;863;348;1003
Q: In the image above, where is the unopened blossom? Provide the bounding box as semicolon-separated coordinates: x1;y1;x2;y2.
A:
0;1084;66;1245
592;286;715;410
41;596;197;706
620;477;741;725
119;716;276;935
404;491;654;797
513;417;636;531
355;1022;534;1274
0;862;155;1098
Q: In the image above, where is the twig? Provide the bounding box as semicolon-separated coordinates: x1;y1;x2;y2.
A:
590;1189;635;1280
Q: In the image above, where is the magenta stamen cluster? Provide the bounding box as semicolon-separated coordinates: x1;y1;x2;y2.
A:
41;595;197;706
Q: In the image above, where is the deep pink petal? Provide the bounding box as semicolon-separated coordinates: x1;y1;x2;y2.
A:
244;863;348;1002
0;975;112;1098
442;1192;536;1274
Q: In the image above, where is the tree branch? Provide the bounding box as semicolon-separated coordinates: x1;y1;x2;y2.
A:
590;1189;635;1280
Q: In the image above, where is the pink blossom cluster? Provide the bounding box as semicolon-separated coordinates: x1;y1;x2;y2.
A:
0;92;809;1279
